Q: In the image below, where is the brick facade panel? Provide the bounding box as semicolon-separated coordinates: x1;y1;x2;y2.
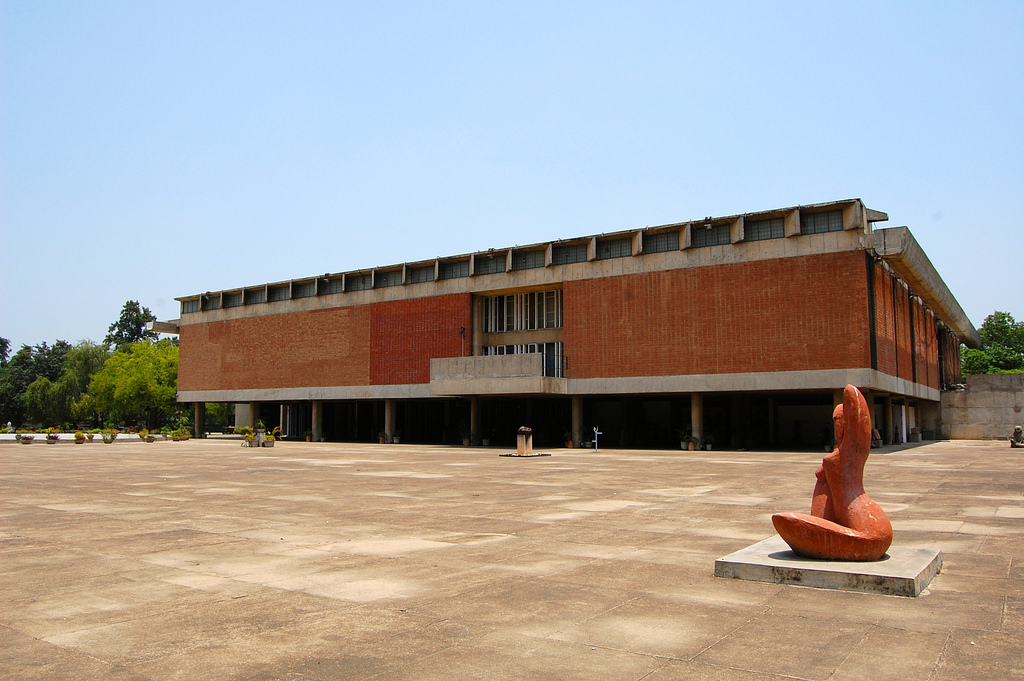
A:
178;306;372;391
370;294;472;385
564;251;872;378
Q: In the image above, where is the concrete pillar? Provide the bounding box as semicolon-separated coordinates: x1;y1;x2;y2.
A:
193;402;206;439
571;395;583;446
234;403;255;429
312;400;323;442
470;397;480;445
883;395;894;444
832;389;844;410
690;393;703;445
279;404;286;436
249;403;259;430
384;399;397;441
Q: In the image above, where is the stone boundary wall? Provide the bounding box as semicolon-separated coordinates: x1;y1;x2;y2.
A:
941;374;1024;440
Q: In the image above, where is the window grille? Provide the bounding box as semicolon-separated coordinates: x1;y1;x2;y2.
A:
407;265;434;284
374;270;402;288
292;282;315;298
439;260;469;280
596;237;631;260
320;278;344;295
244;288;266;305
474;255;505;275
182;299;200;314
801;210;843;234
202;294;221;311
268;285;289;302
691;224;730;248
745;218;784;241
512;250;545;271
643;231;679;254
482;290;563;333
222;292;243;308
346;274;371;292
552;243;587;265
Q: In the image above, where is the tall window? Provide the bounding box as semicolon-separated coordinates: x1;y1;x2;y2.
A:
691;223;730;248
801;210;843;234
745;217;784;241
482;290;563;333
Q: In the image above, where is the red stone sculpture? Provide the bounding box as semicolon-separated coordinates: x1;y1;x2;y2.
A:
772;385;893;561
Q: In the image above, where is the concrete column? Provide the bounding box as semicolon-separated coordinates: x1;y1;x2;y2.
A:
571;395;583;447
832;388;844;410
690;393;703;444
249;403;259;430
279;404;286;436
883;395;894;444
193;402;206;439
384;399;397;441
470;397;480;445
312;400;323;442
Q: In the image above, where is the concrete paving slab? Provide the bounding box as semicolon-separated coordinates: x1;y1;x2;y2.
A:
714;535;943;596
1;437;1021;679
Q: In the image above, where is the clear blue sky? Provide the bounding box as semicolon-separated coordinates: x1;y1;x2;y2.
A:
2;1;1022;352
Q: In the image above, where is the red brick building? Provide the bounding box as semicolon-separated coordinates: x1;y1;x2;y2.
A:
171;199;979;449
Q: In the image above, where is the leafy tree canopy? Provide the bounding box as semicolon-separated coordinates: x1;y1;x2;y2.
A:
962;311;1024;375
0;336;9;365
105;300;158;352
87;339;179;429
0;341;72;426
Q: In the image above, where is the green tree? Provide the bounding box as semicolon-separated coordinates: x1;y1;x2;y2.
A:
87;339;179;428
0;341;71;426
105;300;158;352
0;337;10;364
962;311;1024;374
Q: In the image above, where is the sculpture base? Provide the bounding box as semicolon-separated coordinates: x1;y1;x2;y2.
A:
714;536;942;597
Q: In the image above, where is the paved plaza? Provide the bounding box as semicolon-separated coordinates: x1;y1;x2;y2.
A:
1;437;1022;680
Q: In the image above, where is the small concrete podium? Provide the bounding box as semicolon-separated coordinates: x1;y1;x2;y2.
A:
715;536;942;597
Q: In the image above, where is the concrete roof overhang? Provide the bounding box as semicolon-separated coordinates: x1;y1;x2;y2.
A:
872;226;981;349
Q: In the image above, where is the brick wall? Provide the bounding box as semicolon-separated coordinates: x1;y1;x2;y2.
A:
370;294;472;384
563;251;872;378
179;294;472;392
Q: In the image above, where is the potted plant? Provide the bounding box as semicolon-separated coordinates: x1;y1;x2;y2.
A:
264;433;275;447
18;431;34;444
909;427;921;442
304;429;312;442
45;428;60;444
88;429;99;442
243;432;256;447
392;430;401;444
676;428;697;450
378;430;388;444
101;427;118;444
74;431;86;444
702;434;715;450
271;426;284;440
563;430;574;448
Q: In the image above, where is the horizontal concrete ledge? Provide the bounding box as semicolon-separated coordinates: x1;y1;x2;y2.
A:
714;535;942;597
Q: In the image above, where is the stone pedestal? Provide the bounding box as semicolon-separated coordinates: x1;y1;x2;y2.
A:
715;536;942;597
